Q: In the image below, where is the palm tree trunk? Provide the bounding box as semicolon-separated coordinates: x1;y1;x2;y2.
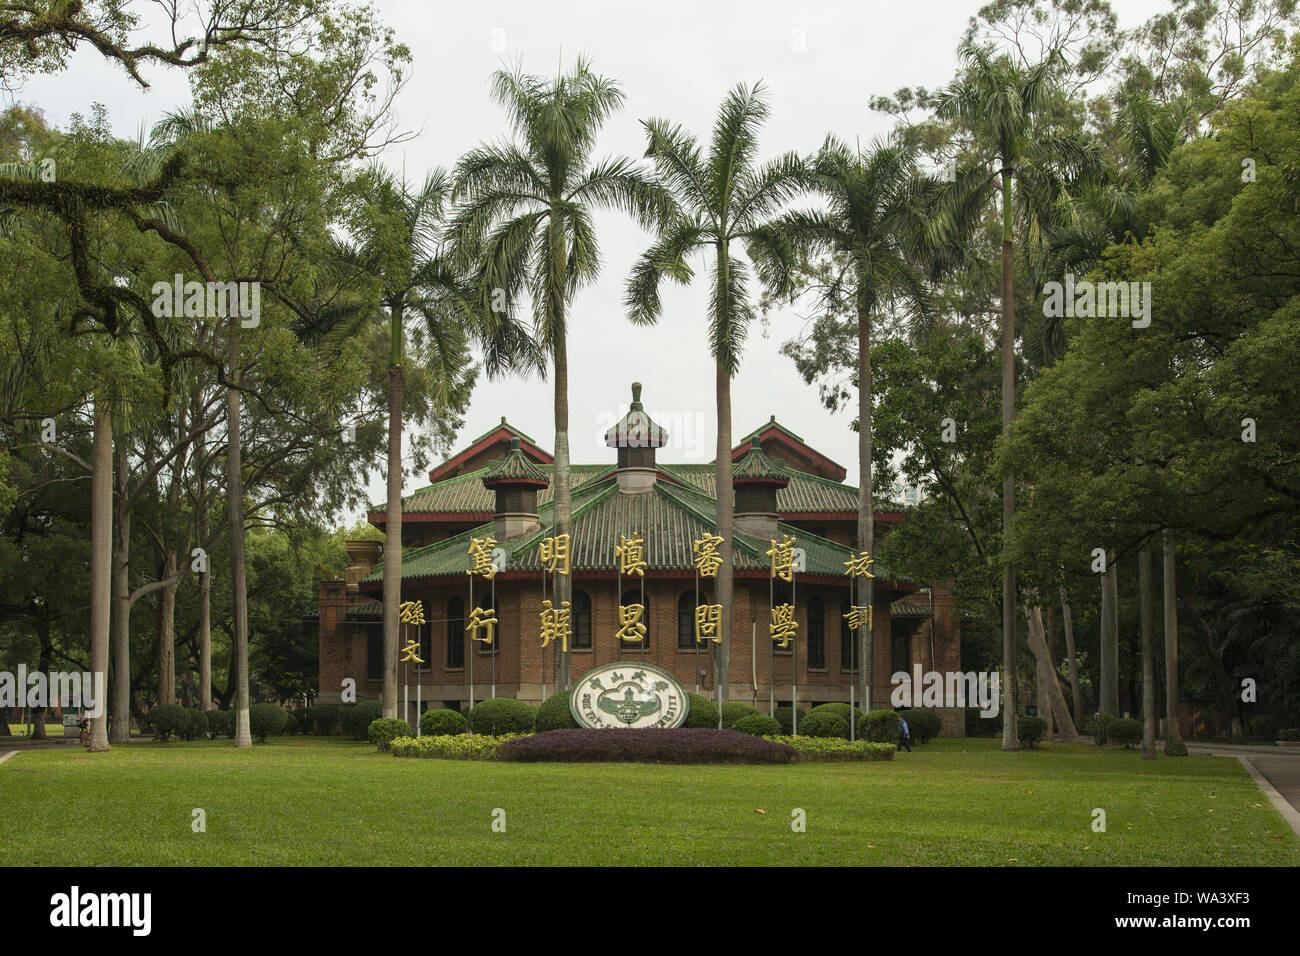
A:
855;297;874;712
714;358;733;705
111;440;132;745
1139;545;1156;759
382;306;404;718
999;167;1018;750
1163;530;1186;754
156;551;178;705
227;324;252;748
88;394;113;752
198;500;211;711
1059;585;1084;719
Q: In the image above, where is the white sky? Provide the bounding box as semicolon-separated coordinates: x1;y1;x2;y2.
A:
14;0;1169;523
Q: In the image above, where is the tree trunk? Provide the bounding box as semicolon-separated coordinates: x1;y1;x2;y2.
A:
30;613;52;740
1059;585;1085;719
198;512;212;711
1163;531;1186;754
1023;603;1078;738
382;341;403;718
552;320;572;690
856;296;874;713
999;167;1018;750
713;240;734;705
156;551;178;706
88;395;112;752
111;439;132;744
227;325;252;748
1139;546;1156;759
1100;557;1119;714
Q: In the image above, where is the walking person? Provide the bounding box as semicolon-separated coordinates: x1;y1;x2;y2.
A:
897;714;912;752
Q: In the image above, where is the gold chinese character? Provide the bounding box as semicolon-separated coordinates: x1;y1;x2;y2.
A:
694;603;723;643
843;605;872;632
538;534;570;575
615;533;647;577
466;605;498;645
539;599;571;653
766;534;797;582
400;639;424;665
693;533;724;578
616;603;647;644
843;551;875;579
770;603;798;648
398;600;426;626
467;537;499;579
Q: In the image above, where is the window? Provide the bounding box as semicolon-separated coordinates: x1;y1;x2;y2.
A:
840;599;857;672
890;619;912;677
619;592;651;652
677;591;705;649
366;629;382;680
447;597;465;668
571;590;592;649
807;597;825;669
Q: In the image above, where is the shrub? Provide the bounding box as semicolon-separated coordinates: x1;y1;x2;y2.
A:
859;709;901;743
498;728;795;764
898;709;943;743
732;713;781;737
389;733;528;760
207;709;235;739
773;706;807;735
179;708;209;741
290;707;310;735
146;704;186;742
684;693;720;728
419;708;468;737
368;718;410;752
1278;728;1300;742
1251;715;1281;740
765;735;895;762
468;698;535;736
341;701;383;740
307;703;341;735
807;702;863;722
799;710;850;738
1083;713;1119;745
535;692;579;732
965;707;1002;737
249;703;288;742
720;701;761;729
1017;715;1047;748
1107;717;1143;748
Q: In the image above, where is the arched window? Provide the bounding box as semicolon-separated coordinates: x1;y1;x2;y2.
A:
571;591;592;649
618;592;650;652
677;592;697;649
807;597;825;669
447;597;465;668
840;599;856;672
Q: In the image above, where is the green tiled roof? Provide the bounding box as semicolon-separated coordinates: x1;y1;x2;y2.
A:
381;465;614;516
732;446;789;483
659;464;860;514
604;382;669;447
483;437;549;486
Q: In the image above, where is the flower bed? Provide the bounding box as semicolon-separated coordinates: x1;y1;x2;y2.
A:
498;728;795;764
764;735;896;761
387;733;530;760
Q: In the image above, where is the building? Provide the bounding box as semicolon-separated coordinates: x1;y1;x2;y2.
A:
316;383;963;734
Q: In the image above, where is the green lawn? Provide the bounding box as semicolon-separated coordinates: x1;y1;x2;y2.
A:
2;737;1295;866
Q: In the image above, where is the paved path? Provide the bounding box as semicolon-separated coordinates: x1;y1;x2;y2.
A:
1185;741;1300;837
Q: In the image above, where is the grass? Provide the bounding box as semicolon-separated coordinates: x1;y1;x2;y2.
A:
1;737;1296;866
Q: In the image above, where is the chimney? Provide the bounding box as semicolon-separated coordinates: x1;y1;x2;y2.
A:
343;540;383;596
481;437;549;540
604;382;668;494
732;446;789;541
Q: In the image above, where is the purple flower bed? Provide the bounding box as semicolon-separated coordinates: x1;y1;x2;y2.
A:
498;728;796;764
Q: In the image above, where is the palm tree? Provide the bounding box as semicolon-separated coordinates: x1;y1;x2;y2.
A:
625;81;805;703
776;135;942;713
451;59;670;689
936;40;1076;750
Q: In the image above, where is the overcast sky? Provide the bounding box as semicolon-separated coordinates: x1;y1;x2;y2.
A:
14;0;1168;523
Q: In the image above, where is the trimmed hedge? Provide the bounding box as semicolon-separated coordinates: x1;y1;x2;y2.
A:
535;692;579;732
965;707;1002;737
1083;712;1119;745
773;706;807;735
898;709;943;743
468;697;535;736
732;713;781;737
859;709;901;743
368;718;410;752
1251;715;1281;740
1107;717;1143;748
684;693;720;728
341;701;383;740
419;708;468;737
180;708;209;741
249;703;289;742
498;728;795;764
720;701;762;729
765;735;896;761
1018;715;1047;748
307;703;341;735
807;702;863;723
146;704;187;742
1278;728;1300;742
389;733;529;760
799;711;850;739
207;709;235;739
290;707;310;735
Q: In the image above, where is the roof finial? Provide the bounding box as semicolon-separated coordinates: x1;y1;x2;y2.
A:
509;436;520;450
631;381;643;408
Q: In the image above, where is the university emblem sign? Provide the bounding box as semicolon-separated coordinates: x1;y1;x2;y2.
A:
569;662;689;729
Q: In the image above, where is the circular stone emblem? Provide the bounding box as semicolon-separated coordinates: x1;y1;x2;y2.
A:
569;661;689;729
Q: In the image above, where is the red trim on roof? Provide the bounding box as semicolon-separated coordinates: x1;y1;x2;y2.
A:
732;425;847;482
427;425;553;483
368;511;491;526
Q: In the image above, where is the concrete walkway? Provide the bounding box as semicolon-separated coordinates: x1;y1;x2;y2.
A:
1185;741;1300;838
